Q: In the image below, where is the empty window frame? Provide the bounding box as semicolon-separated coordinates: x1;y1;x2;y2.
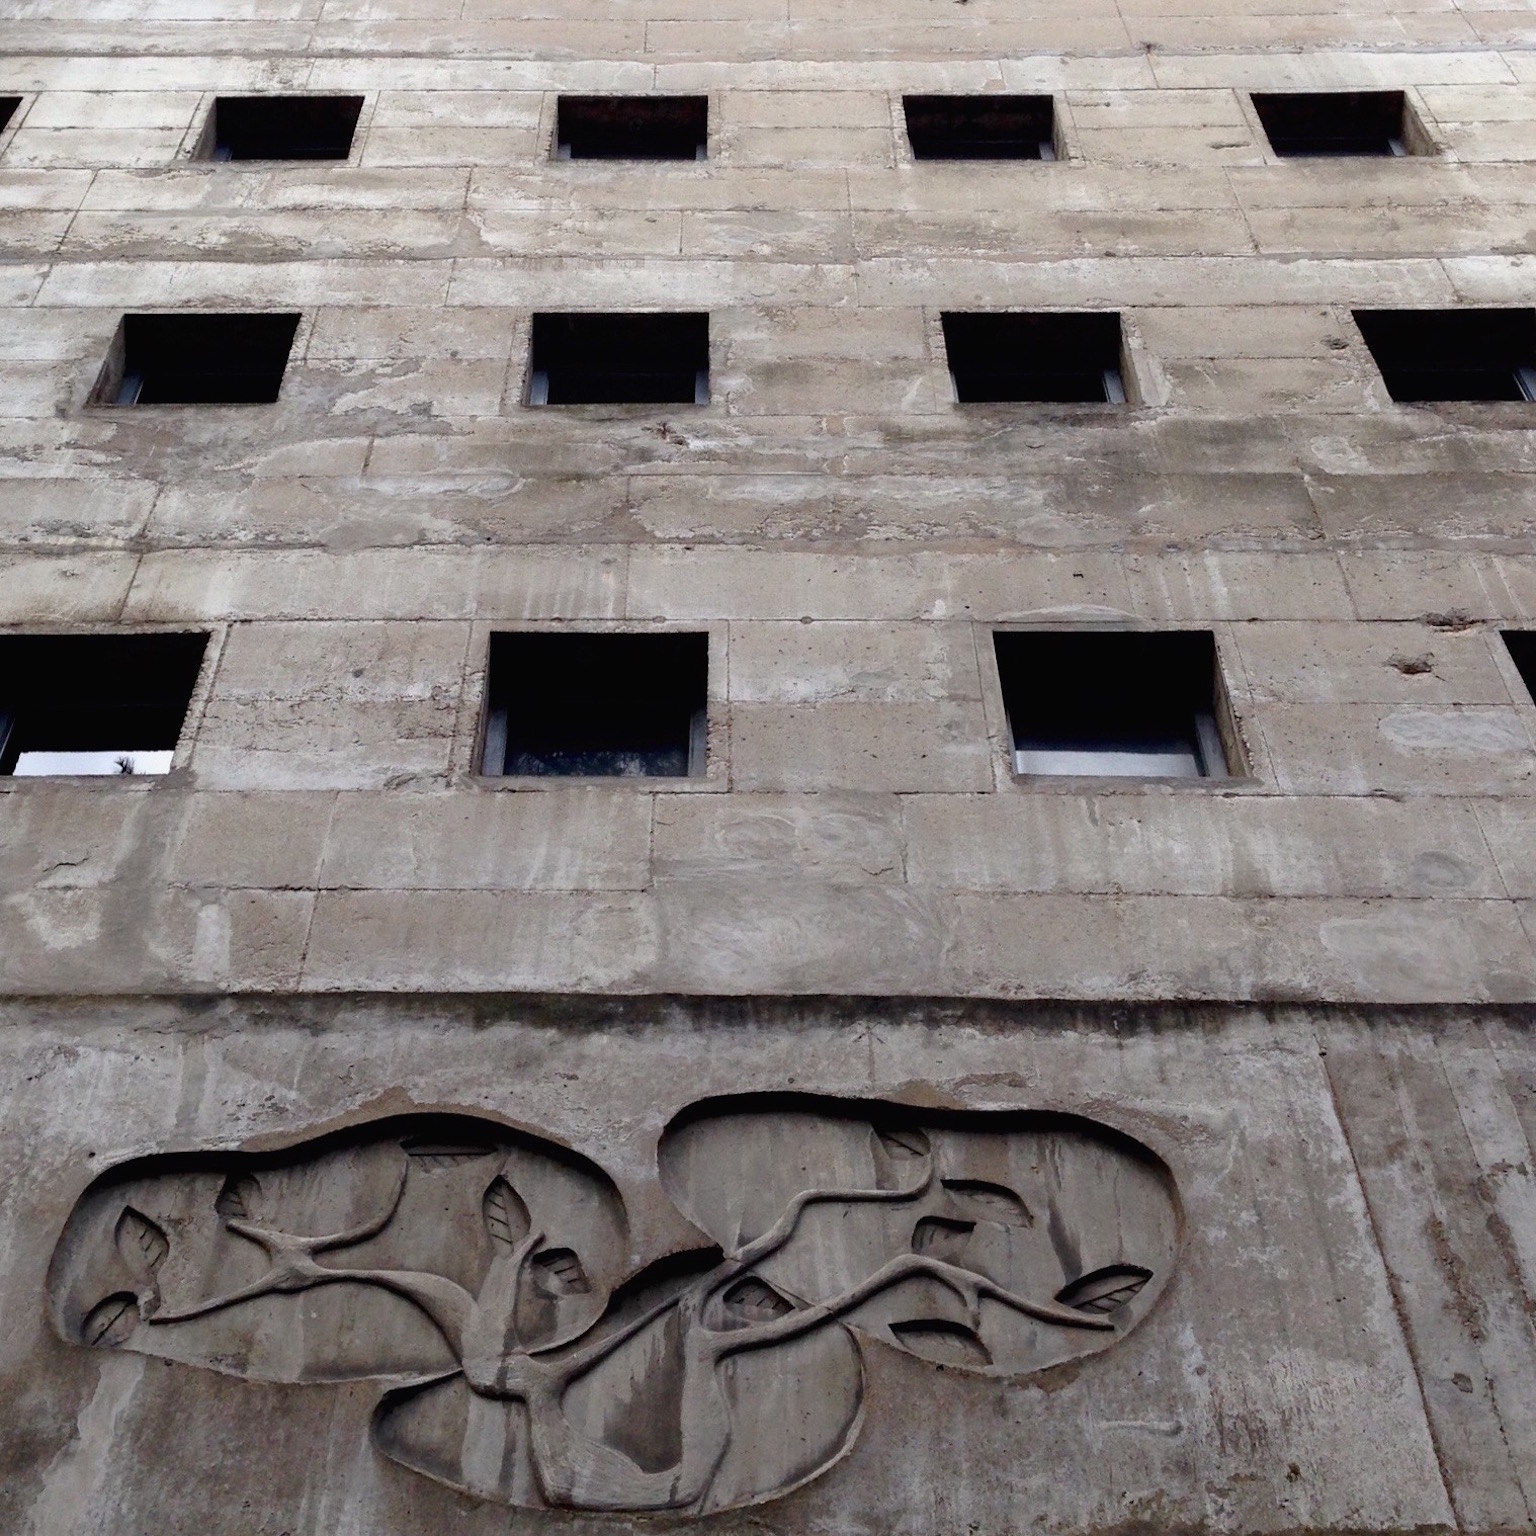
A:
0;97;19;136
994;630;1232;779
904;95;1057;160
942;311;1126;403
528;313;709;405
94;312;301;406
1251;91;1415;156
556;96;708;160
1354;308;1536;402
0;632;207;777
196;95;364;161
481;632;708;778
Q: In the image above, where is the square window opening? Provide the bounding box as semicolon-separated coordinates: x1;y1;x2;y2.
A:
0;632;208;778
0;98;20;136
1502;632;1536;704
1353;308;1536;403
994;630;1234;779
93;312;301;406
1251;90;1416;157
481;632;709;778
196;95;364;161
528;312;709;406
942;311;1126;404
556;96;708;160
904;95;1057;160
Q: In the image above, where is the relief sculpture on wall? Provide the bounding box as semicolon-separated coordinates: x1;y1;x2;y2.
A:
47;1095;1181;1514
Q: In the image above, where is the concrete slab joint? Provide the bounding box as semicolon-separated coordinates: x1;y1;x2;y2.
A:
4;0;1536;1531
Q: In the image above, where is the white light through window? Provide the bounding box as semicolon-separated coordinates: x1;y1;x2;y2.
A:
1012;745;1203;778
13;750;175;777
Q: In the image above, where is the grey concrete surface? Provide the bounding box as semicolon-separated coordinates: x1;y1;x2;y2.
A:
6;997;1528;1536
6;0;1536;1528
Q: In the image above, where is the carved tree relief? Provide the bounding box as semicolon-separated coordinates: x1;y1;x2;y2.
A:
47;1097;1181;1515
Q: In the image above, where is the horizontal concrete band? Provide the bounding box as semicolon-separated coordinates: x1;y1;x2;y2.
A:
4;789;1536;997
6;603;1536;785
0;14;1531;56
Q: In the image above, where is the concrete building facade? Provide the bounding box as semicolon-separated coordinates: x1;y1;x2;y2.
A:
5;0;1536;1531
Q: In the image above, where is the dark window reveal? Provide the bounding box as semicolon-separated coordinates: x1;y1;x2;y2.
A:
942;311;1126;403
1354;309;1536;402
200;95;364;161
99;312;301;406
904;95;1056;160
529;313;709;405
556;96;708;160
481;632;708;778
0;97;20;136
1251;91;1409;156
1502;633;1536;705
0;632;208;777
994;630;1231;779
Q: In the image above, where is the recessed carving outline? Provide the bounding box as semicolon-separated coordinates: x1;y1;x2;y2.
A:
47;1097;1181;1515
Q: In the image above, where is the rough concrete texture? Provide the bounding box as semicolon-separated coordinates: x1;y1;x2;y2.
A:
11;41;1536;993
7;0;1536;1529
7;997;1534;1536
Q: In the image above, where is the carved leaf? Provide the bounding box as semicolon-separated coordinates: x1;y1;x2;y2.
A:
82;1292;140;1348
115;1207;169;1281
404;1142;494;1169
889;1318;992;1370
215;1174;261;1223
942;1179;1033;1227
721;1275;796;1326
871;1124;931;1191
482;1175;530;1249
876;1127;929;1160
911;1215;975;1263
529;1248;590;1298
1055;1265;1153;1315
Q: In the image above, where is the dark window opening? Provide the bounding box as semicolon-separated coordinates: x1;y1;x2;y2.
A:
1252;90;1410;156
199;95;364;161
1354;308;1536;402
994;630;1231;779
0;97;20;136
942;311;1126;403
904;95;1056;160
529;313;709;405
97;312;301;406
1502;633;1536;704
482;632;708;778
0;632;207;777
556;96;708;160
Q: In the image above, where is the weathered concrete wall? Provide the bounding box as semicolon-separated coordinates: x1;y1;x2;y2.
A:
9;47;1536;997
9;555;1536;998
1;999;1534;1534
6;0;1536;1529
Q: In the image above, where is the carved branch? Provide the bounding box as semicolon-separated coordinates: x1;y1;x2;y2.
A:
727;1160;935;1269
481;1240;1118;1512
487;1283;691;1394
462;1228;544;1379
705;1251;1116;1362
149;1155;482;1355
322;1266;477;1356
147;1269;308;1325
517;1160;937;1389
225;1155;411;1260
